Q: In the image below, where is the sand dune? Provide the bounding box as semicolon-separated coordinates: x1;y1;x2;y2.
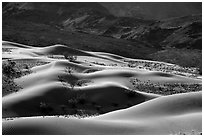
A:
2;81;159;118
93;92;201;120
2;41;202;134
3;92;202;135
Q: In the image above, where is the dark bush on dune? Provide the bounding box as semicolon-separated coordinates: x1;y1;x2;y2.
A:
2;60;23;96
59;66;92;90
130;78;202;95
2;75;21;96
64;55;77;62
2;60;22;78
76;79;92;86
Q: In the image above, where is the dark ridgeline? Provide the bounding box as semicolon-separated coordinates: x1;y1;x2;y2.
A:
2;2;202;68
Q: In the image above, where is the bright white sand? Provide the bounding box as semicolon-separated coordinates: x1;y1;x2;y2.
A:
3;92;202;135
2;41;202;135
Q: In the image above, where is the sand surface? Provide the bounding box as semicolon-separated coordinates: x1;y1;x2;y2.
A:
2;41;202;135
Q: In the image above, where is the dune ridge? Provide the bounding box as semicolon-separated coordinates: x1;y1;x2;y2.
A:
2;41;202;135
3;92;202;135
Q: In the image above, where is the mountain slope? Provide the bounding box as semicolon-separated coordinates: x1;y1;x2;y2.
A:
101;2;201;20
2;2;202;68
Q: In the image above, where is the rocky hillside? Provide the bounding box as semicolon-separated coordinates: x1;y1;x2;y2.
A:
2;2;202;68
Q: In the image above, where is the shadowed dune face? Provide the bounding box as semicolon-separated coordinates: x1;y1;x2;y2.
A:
93;92;202;120
2;81;159;118
3;92;202;135
2;41;202;135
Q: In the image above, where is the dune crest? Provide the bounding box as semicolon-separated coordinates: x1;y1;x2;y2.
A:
2;41;202;135
3;92;202;135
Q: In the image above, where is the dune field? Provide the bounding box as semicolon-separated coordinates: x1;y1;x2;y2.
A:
2;41;202;135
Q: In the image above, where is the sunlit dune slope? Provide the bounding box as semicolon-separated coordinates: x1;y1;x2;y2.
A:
2;41;202;135
3;92;202;135
93;91;201;120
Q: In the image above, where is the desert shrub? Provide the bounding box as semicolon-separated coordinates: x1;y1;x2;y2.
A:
130;77;202;95
76;79;92;86
92;61;106;66
59;67;91;89
22;64;32;75
65;66;74;74
64;55;77;62
58;66;78;89
125;59;199;77
23;64;29;70
2;60;24;96
2;60;22;78
127;62;135;68
2;74;22;96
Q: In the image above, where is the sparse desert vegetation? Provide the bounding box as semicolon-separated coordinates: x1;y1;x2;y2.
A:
2;60;23;96
2;41;202;135
130;78;201;95
126;59;200;78
64;55;77;62
2;2;202;135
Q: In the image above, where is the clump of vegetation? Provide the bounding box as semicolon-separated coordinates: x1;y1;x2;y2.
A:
58;66;77;89
76;79;92;86
2;48;12;53
2;60;34;96
92;61;106;66
63;113;99;119
126;59;199;78
64;55;77;62
2;75;21;96
58;66;92;90
130;78;202;95
2;60;23;96
65;66;74;74
65;94;103;116
2;60;22;78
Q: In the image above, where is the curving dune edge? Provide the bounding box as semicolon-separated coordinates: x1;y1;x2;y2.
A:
2;41;202;135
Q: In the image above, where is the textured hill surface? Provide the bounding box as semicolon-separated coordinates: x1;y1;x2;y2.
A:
3;2;202;68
